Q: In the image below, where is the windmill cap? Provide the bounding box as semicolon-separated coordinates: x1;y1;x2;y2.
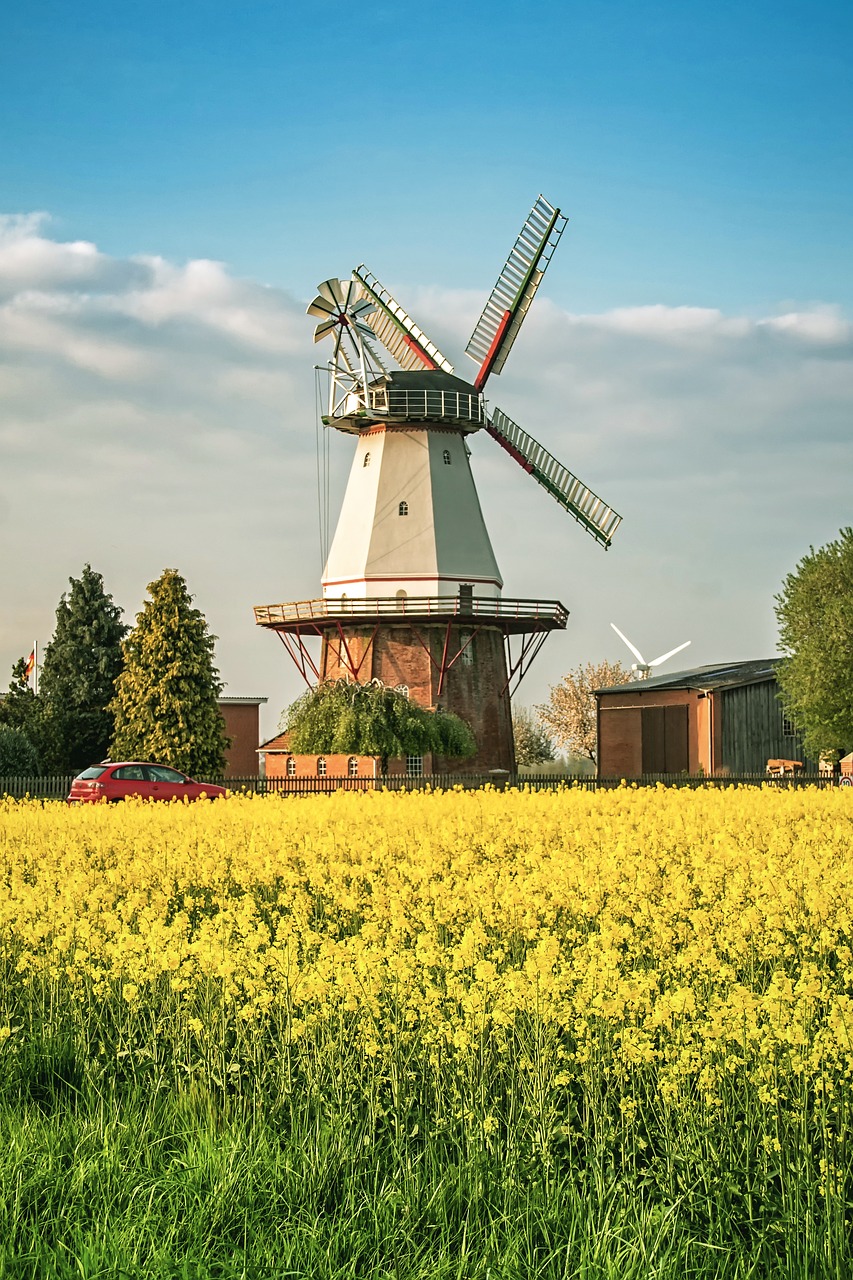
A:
385;369;478;396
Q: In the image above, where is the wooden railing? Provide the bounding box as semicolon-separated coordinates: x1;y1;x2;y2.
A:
254;596;569;627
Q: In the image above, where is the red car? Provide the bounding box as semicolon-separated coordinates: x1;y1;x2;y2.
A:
67;762;226;804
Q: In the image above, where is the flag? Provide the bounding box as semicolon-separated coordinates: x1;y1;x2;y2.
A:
22;650;35;683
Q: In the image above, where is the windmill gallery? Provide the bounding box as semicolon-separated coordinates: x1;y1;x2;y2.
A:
254;196;622;776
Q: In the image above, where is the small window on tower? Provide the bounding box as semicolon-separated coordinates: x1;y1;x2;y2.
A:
395;590;407;611
460;632;474;667
396;684;409;699
363;452;371;467
399;500;408;515
443;449;452;465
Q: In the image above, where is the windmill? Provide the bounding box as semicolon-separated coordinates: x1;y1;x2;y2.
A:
610;623;691;680
255;196;623;772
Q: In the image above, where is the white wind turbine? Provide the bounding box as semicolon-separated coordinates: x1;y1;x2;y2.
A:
610;623;691;680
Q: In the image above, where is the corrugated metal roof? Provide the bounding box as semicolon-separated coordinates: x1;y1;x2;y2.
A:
597;658;780;694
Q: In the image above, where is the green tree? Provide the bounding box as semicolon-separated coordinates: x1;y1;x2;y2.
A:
0;657;43;753
37;565;127;771
110;569;227;777
537;660;631;764
0;725;40;777
775;527;853;760
280;680;476;774
511;705;555;767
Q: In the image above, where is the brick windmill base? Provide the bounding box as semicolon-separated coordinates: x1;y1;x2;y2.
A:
254;596;568;773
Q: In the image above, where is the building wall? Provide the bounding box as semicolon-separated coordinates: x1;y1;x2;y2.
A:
265;752;380;780
719;681;814;772
598;688;708;776
219;703;262;778
319;622;515;772
598;676;816;777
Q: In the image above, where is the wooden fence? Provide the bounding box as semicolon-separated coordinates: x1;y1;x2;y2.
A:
0;772;843;800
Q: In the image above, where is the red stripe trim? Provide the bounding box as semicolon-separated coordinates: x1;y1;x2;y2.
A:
485;423;534;474
402;333;438;369
474;310;511;391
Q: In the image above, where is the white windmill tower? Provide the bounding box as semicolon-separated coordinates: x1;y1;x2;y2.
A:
610;623;691;680
256;197;623;771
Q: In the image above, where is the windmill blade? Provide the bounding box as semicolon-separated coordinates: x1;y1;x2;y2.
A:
649;640;691;668
466;195;568;391
307;295;339;319
487;407;622;549
312;318;338;342
316;278;346;307
610;623;646;666
353;266;454;374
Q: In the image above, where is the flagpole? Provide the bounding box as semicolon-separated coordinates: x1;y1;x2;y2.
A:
33;640;38;696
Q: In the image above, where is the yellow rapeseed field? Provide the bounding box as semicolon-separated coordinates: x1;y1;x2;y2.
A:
2;783;851;1273
2;784;852;1105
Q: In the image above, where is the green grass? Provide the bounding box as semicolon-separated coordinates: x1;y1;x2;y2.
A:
0;1027;848;1280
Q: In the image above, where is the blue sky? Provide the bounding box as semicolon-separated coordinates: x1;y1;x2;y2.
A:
1;1;851;735
5;0;851;307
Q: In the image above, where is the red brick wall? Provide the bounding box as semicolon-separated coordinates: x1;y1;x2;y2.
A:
219;703;262;778
319;623;514;772
598;688;710;776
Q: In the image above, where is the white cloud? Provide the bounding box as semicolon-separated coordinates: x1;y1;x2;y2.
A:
0;216;851;735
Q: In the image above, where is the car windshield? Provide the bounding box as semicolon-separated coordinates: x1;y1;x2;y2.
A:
76;767;106;780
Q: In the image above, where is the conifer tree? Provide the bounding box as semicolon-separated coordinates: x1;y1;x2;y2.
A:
38;565;127;771
110;569;227;777
0;658;41;737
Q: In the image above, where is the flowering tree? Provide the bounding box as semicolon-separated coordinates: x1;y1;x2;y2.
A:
511;705;555;766
537;660;630;763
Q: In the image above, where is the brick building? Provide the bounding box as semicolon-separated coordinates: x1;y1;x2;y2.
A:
596;659;816;777
218;696;267;778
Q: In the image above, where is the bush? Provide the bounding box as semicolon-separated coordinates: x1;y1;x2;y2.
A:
0;725;40;776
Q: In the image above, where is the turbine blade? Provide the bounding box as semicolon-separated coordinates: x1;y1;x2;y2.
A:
649;640;692;667
610;623;645;665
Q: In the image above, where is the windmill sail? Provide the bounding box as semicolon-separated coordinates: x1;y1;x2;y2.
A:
353;266;455;374
487;408;622;548
466;196;567;391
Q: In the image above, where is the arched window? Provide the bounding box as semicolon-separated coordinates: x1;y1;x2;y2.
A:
443;449;452;465
286;756;296;777
340;592;349;612
395;589;407;611
363;452;371;467
399;501;408;515
348;756;359;777
395;684;409;699
317;757;327;777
